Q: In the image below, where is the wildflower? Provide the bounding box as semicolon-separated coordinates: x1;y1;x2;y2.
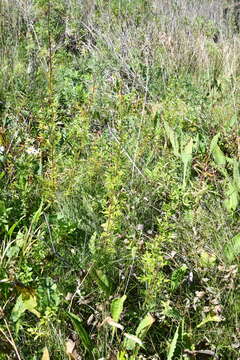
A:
26;146;39;155
0;146;4;154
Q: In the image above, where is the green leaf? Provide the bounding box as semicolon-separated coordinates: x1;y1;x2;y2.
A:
11;294;40;322
22;293;40;318
161;300;181;320
68;312;93;355
11;295;26;322
210;133;220;154
136;313;155;339
89;232;97;255
171;264;188;291
31;201;43;227
199;251;216;268
224;181;239;211
91;268;111;296
181;138;193;189
233;159;240;191
224;233;240;263
7;216;24;237
210;134;227;170
111;295;127;322
110;295;127;338
123;314;154;355
167;325;179;360
227;114;237;128
212;144;226;167
164;122;179;157
197;314;222;328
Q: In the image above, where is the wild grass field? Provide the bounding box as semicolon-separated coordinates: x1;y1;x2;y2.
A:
0;0;240;359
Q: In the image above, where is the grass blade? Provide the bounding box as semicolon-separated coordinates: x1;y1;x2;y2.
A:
68;312;93;356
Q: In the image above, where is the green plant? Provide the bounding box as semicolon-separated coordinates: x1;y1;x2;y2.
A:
1;0;240;359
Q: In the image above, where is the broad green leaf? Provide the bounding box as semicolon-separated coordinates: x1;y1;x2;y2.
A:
11;293;40;322
224;181;239;211
167;325;179;360
111;295;127;322
210;133;220;154
181;138;193;163
6;245;20;259
11;295;26;322
197;314;222;328
110;295;127;338
224;233;240;263
164;122;179;157
41;347;50;360
136;313;155;339
210;134;226;169
181;138;193;189
22;293;40;318
68;312;93;355
212;144;226;167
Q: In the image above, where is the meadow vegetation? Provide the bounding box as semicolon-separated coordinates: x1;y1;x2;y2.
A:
0;0;240;359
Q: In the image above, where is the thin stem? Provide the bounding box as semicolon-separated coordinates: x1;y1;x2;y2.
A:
1;319;22;360
47;0;53;100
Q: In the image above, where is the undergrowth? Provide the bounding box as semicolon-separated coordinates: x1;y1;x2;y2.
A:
0;0;240;359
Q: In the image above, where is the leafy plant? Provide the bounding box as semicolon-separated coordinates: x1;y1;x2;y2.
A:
1;0;240;358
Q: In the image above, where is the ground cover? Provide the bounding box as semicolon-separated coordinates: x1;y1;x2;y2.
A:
0;1;240;359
